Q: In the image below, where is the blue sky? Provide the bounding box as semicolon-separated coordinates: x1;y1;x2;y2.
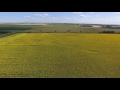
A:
0;12;120;24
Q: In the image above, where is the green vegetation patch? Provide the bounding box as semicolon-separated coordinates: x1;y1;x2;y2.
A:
0;25;39;32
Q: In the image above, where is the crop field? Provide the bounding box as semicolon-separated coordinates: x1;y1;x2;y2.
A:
0;24;120;33
0;33;120;78
28;24;120;33
0;25;38;33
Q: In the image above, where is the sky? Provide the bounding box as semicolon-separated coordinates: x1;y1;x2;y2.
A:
0;12;120;24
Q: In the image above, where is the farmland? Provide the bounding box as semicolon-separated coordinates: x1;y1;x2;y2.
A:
1;24;120;34
0;25;38;33
28;24;120;33
0;32;120;78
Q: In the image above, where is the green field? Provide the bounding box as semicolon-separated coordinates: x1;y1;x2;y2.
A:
0;25;38;33
0;25;39;38
0;33;120;78
1;24;120;33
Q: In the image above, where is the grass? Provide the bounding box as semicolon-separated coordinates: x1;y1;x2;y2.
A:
0;25;38;32
0;25;39;38
0;33;120;78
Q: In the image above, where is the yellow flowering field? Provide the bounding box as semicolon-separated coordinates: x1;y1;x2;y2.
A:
0;33;120;78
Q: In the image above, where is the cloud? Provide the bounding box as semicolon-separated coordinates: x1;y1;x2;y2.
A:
49;17;58;20
89;12;94;13
73;12;89;18
24;16;31;18
73;12;83;14
35;14;44;17
35;13;49;17
73;12;94;14
44;14;48;16
115;12;120;13
80;14;87;17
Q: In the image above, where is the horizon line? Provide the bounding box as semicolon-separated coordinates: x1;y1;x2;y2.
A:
0;22;120;25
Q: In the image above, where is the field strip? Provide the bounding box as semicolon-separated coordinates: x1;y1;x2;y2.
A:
15;24;47;25
0;33;27;46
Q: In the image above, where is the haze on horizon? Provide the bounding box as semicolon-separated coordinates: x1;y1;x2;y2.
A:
0;12;120;25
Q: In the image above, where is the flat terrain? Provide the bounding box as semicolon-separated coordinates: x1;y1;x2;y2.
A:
0;33;120;78
0;25;38;33
16;24;47;25
28;24;120;33
1;24;120;33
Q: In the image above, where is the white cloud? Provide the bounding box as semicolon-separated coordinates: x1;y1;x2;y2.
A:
24;16;31;18
115;12;120;13
73;12;94;14
80;14;87;17
44;14;48;16
23;13;120;24
73;12;83;14
35;13;49;17
35;14;44;17
89;12;94;13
